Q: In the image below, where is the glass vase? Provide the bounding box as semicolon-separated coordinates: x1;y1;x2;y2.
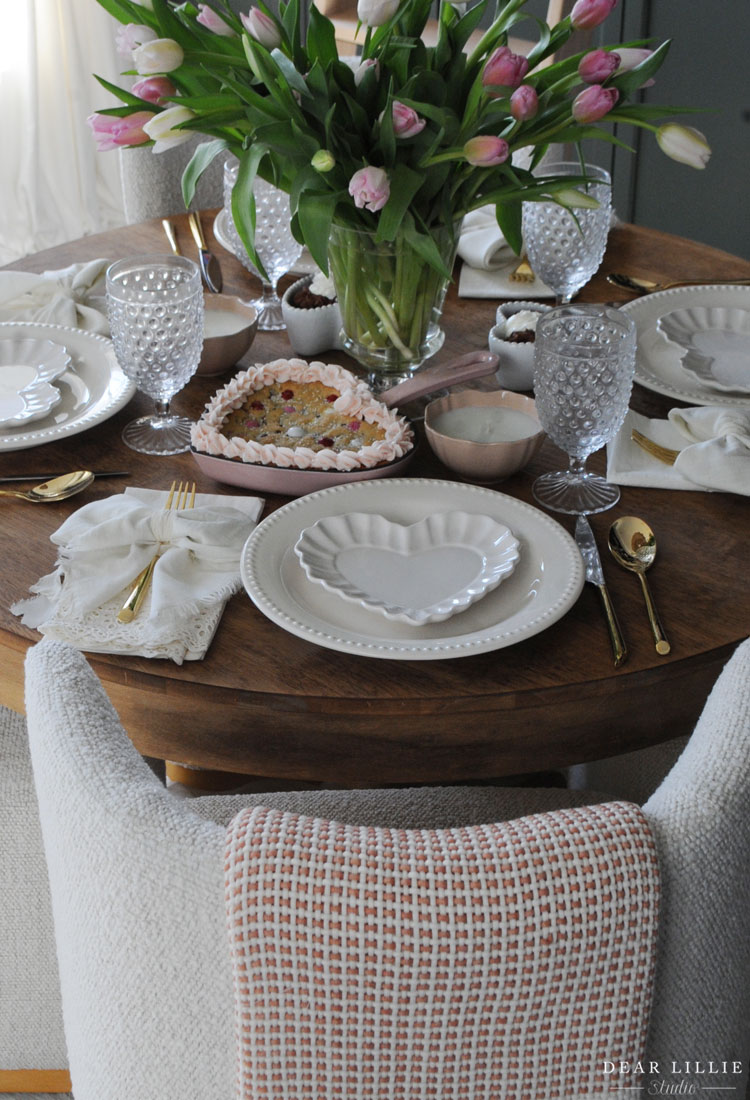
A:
327;221;460;391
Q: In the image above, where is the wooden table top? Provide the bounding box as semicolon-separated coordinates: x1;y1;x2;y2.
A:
3;215;749;786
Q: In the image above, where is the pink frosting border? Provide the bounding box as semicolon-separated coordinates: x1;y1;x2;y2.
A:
191;358;415;471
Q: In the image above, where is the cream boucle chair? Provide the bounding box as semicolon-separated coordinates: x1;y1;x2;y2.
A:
0;706;69;1094
24;637;750;1100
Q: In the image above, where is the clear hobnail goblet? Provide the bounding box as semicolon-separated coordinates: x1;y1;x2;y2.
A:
522;162;612;305
223;158;302;331
106;255;204;455
532;304;636;515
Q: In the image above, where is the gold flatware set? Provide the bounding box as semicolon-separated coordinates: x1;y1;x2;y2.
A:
509;253;535;283
631;428;680;466
0;469;94;502
117;481;196;624
607;272;750;295
163;215;223;294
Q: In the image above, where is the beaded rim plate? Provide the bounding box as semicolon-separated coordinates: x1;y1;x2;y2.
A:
241;478;583;660
0;323;136;451
621;285;750;408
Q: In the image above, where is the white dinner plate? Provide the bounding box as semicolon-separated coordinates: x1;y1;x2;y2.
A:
241;478;584;660
213;209;318;277
620;285;750;407
0;323;136;451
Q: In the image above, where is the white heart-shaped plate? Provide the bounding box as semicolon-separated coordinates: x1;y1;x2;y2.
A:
294;510;520;625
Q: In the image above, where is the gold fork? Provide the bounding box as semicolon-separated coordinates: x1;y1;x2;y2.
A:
631;429;680;467
117;481;196;623
509;252;535;283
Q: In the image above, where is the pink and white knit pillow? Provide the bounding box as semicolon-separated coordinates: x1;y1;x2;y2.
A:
225;801;659;1100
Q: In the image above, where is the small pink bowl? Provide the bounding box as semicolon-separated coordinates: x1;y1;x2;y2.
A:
424;389;544;482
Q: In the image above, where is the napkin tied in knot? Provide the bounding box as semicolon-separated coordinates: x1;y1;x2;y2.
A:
0;259;110;333
11;488;263;663
607;406;750;495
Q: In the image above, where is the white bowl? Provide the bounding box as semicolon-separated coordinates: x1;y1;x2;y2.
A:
281;275;343;356
294;509;520;625
488;301;552;391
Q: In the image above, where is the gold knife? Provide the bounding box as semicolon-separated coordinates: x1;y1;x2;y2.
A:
575;514;627;667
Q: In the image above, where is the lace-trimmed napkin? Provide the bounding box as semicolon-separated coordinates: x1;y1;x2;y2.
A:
0;259;110;333
11;488;263;663
607;407;750;495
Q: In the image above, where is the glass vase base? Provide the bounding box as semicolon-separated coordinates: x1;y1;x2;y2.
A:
532;470;620;515
342;327;445;394
122;414;194;456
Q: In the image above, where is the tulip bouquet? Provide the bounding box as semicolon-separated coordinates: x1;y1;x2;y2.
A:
91;0;709;378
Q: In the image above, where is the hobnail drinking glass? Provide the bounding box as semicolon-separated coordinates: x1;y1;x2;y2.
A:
532;304;636;514
106;255;204;455
522;162;612;304
223;157;302;331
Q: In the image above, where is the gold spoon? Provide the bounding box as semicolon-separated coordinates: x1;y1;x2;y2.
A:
0;470;95;502
608;516;671;656
607;272;750;295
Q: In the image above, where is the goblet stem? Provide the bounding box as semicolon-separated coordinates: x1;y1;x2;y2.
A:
250;280;285;331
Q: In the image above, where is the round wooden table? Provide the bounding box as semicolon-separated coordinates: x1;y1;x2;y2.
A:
3;217;749;786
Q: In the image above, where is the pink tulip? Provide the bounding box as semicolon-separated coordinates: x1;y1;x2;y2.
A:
87;111;154;152
482;46;529;94
390;101;426;139
131;76;177;105
115;23;156;55
570;0;617;30
463;136;510;167
578;49;620;84
656;124;711;169
510;85;538;121
196;4;236;35
349;166;390;213
133;38;184;75
241;9;282;49
572;84;619;123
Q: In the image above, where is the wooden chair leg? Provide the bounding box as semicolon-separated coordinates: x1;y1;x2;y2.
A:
0;1068;72;1092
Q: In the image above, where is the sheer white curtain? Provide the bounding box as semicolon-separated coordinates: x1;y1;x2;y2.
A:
0;0;126;265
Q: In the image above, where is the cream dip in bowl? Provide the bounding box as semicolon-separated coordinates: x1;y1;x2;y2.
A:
198;294;258;376
425;389;544;482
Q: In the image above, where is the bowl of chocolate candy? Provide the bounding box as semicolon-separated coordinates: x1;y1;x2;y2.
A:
488;301;552;392
281;271;343;356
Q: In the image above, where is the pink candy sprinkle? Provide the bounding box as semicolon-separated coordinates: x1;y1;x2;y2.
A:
284;405;296;413
348;420;361;431
245;418;260;428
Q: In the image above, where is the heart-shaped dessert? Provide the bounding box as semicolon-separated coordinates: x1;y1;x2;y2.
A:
294;510;520;625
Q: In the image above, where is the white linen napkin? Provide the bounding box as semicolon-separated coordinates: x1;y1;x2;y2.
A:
456;206;513;271
11;487;264;663
607;407;750;495
456;206;556;300
0;259;110;334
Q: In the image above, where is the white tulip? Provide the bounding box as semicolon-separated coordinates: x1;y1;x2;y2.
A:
356;0;399;27
133;38;184;76
142;106;195;153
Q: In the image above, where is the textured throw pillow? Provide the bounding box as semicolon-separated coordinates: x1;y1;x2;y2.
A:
225;801;659;1100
